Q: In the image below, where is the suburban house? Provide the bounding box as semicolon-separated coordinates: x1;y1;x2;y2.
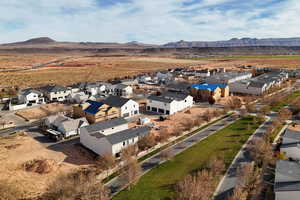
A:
73;100;119;124
195;69;211;77
106;84;133;97
43;114;89;138
80;118;150;157
229;71;289;96
155;71;174;84
205;72;252;85
120;79;139;86
275;160;300;200
9;88;45;111
280;127;300;161
189;83;229;102
166;82;191;93
146;92;193;115
102;96;139;118
18;88;45;105
137;75;152;83
39;84;71;102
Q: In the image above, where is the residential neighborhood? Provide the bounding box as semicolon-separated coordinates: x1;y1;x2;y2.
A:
1;62;300;200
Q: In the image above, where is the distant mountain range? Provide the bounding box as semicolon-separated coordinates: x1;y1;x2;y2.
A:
163;37;300;48
2;37;300;55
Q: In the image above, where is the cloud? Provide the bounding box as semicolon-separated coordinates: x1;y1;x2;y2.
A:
0;0;299;44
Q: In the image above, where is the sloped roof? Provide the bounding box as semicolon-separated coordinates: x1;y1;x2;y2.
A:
20;88;42;96
83;100;105;115
61;117;89;132
190;83;227;91
106;126;151;145
148;95;174;103
148;92;190;103
275;160;300;192
283;128;300;143
102;96;131;108
40;84;68;92
84;118;128;133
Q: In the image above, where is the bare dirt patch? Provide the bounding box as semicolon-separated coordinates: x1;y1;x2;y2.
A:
0;132;94;198
15;103;72;121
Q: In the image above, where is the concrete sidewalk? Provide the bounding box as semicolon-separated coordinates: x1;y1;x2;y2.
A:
213;116;273;200
107;115;237;196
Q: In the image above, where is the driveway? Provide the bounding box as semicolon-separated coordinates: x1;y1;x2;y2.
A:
107;115;236;196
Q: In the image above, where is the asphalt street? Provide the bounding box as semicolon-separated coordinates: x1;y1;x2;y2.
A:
107;115;236;196
213;113;276;200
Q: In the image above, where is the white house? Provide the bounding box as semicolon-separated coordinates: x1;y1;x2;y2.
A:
39;84;71;102
43;114;89;138
18;88;45;105
137;75;152;83
195;69;211;77
9;89;45;111
80;118;150;157
103;96;139;118
146;92;193;115
107;84;133;97
275;160;300;200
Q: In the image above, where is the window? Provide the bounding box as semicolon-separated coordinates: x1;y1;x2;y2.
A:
147;106;150;111
132;138;134;142
125;106;127;109
158;108;165;114
123;141;125;146
133;105;136;108
166;110;170;115
151;107;157;112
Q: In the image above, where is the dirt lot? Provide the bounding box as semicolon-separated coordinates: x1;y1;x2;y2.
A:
15;103;72;121
0;132;94;198
145;106;222;136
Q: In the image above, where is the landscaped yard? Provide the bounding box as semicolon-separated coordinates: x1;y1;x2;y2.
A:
113;116;262;200
271;90;300;111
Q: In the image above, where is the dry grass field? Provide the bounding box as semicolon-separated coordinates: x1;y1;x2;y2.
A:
0;54;71;70
0;54;300;89
0;55;212;88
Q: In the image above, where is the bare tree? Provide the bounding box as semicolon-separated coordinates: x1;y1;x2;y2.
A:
43;168;110;200
160;148;172;162
137;133;156;151
156;128;171;143
175;170;215;200
120;158;142;190
260;105;271;115
121;145;138;164
96;153;116;177
209;156;225;176
278;107;292;122
228;186;248;200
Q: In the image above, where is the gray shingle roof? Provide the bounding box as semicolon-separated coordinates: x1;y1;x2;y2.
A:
283;129;300;142
275;160;300;192
40;84;68;92
102;96;130;108
148;92;190;103
84;118;128;133
61;117;88;132
106;126;151;145
20;88;43;96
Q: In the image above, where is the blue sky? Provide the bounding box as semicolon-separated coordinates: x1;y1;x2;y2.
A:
0;0;299;44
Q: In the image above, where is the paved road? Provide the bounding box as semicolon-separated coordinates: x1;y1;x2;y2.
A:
107;115;237;196
213;114;275;200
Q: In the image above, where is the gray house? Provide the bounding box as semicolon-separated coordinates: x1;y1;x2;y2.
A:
39;84;71;102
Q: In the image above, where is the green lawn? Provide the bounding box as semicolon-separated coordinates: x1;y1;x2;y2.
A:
271;90;300;111
113;116;262;200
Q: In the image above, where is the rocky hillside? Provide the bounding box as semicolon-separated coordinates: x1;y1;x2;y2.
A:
163;38;300;48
